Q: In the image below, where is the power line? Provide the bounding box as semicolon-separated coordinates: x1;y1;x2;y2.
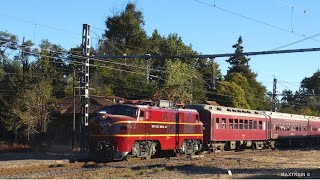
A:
271;32;320;50
192;0;320;43
278;80;300;88
0;13;80;36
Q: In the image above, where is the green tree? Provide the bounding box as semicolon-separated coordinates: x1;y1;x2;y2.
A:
103;3;148;55
215;81;249;108
0;31;18;63
301;70;320;95
32;39;69;98
163;60;206;104
228;73;255;108
11;80;53;142
225;36;268;110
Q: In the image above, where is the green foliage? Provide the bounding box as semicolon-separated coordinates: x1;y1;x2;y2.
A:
12;80;53;139
103;3;148;55
279;70;320;116
215;81;250;108
164;60;206;103
301;70;320;95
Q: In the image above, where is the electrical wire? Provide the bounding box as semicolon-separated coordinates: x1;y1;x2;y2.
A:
192;0;320;43
271;32;320;50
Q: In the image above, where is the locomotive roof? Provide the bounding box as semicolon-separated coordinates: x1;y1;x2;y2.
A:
106;104;198;113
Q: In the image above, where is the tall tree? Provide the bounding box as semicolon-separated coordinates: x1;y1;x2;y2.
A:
225;36;268;110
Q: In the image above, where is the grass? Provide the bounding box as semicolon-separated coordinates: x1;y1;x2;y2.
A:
152;166;165;173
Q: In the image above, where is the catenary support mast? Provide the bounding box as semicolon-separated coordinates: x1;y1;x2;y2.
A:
80;24;90;152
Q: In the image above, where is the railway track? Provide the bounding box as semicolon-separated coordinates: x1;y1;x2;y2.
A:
0;148;317;179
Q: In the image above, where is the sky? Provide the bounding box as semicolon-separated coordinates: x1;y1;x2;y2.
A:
1;0;320;94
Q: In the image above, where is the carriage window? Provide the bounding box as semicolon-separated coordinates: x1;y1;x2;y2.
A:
196;115;199;123
303;126;307;131
216;118;219;129
249;120;253;129
239;120;243;129
253;121;257;129
290;125;295;131
234;119;238;129
259;121;263;130
276;126;279;131
229;119;234;129
244;120;248;129
221;118;226;129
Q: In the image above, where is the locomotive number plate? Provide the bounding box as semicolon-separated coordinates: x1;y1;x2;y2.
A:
151;124;167;129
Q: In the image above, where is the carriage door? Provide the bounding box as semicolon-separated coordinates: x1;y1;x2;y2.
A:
267;116;272;139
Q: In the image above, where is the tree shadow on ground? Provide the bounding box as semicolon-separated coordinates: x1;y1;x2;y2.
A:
0;152;84;161
131;163;320;179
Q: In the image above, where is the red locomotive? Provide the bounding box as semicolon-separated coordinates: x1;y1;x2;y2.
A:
89;104;203;161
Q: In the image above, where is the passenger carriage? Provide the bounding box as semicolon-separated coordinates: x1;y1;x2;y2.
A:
186;104;270;152
265;112;309;146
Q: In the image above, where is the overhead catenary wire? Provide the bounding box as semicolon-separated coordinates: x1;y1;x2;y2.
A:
272;32;320;50
192;0;320;43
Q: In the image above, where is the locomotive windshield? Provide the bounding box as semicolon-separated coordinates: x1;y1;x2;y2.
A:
99;105;138;118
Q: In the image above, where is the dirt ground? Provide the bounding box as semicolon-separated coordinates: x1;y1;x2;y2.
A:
1;149;320;179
